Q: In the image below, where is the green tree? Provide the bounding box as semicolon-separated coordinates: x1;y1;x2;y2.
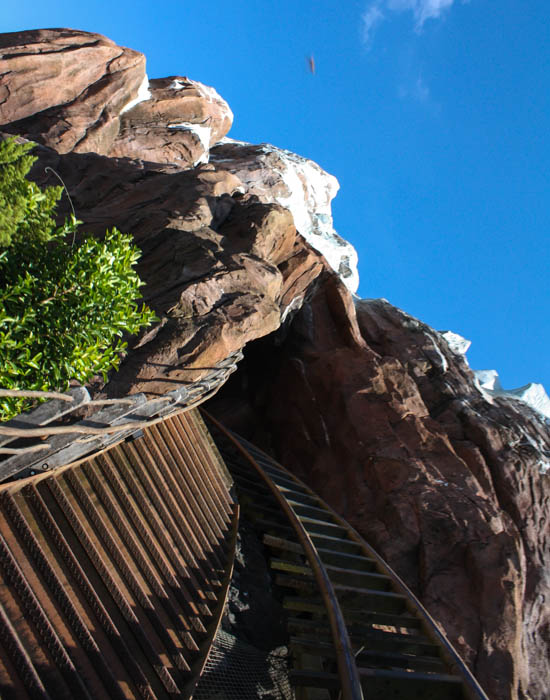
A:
0;138;157;420
0;138;63;247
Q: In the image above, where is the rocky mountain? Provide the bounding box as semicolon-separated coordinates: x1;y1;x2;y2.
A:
1;28;549;700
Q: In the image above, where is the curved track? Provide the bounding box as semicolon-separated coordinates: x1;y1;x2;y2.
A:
203;412;490;700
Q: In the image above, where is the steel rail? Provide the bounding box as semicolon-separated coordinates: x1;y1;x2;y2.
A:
231;431;491;700
202;410;364;700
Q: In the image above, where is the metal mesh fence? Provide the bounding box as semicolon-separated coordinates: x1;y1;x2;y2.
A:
193;629;294;700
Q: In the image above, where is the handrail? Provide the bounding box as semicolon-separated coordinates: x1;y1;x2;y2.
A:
202;410;364;700
232;432;490;700
0;351;243;480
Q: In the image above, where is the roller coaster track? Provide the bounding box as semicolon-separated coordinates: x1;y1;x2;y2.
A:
203;411;490;700
0;409;238;699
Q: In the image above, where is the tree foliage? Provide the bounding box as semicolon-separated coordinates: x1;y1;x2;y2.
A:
0;138;63;248
0;138;157;420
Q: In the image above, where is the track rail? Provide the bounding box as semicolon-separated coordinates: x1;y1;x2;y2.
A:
203;411;490;700
0;408;238;699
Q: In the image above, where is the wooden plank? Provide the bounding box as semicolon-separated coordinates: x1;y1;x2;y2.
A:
263;534;305;554
0;395;148;483
0;387;90;449
270;558;312;577
204;412;364;700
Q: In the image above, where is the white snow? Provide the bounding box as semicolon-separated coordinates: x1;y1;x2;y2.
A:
474;369;550;420
169;79;186;90
540;462;550;475
475;369;503;392
167;122;212;165
440;331;471;356
280;295;306;323
195;81;225;103
120;74;151;114
214;136;252;147
504;382;550;420
437;330;550;423
168;78;225;106
209;141;359;291
427;333;448;372
258;144;359;293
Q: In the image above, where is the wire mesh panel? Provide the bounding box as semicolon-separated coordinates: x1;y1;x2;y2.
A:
193;629;294;700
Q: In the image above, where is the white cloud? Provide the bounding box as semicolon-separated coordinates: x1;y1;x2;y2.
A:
362;0;458;44
362;4;385;45
398;74;430;101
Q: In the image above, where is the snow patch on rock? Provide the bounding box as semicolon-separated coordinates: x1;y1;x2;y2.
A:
439;330;550;421
441;331;472;356
120;74;151;114
196;81;227;104
268;145;359;293
427;333;448;372
215;136;251;147
169;78;186;90
474;369;550;420
210;140;359;292
167;123;212;165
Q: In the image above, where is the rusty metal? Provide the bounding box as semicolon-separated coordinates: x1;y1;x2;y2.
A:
203;411;490;700
0;597;51;700
78;457;199;640
203;411;363;700
120;441;218;598
130;437;222;588
1;490;127;700
144;425;225;556
0;408;238;699
157;421;228;536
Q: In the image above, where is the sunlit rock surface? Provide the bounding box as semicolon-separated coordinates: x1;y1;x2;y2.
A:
0;29;145;154
1;27;549;700
211;139;359;293
110;76;234;167
213;291;550;700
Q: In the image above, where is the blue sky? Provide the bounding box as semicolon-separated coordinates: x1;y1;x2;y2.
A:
3;0;549;391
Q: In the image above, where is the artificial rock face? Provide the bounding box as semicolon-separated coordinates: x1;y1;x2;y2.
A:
0;29;146;154
239;285;550;700
0;29;329;396
1;28;549;700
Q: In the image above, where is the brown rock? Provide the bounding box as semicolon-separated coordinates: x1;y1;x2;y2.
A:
20;141;323;398
222;284;550;700
0;29;145;154
109;76;233;166
4;28;549;700
0;31;233;169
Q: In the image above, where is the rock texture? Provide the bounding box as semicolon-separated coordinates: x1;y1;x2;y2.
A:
110;76;234;167
2;28;549;700
0;29;145;154
20;142;326;398
210;141;359;293
1;29;326;397
215;281;550;700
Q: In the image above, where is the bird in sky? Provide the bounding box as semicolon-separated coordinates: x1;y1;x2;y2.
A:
307;55;316;75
